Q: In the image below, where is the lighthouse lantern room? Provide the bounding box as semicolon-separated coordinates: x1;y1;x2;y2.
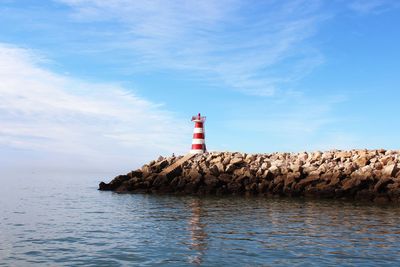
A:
190;113;207;154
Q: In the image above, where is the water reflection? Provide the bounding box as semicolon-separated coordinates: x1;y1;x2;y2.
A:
187;199;208;265
2;173;400;266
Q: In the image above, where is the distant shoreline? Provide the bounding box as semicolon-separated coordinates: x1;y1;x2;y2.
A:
99;149;400;203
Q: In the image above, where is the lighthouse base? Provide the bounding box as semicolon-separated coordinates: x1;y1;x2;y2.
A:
190;149;205;154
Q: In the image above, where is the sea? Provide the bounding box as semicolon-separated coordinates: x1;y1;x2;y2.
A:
1;172;400;266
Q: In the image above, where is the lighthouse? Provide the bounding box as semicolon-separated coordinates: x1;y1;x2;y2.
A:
190;113;207;154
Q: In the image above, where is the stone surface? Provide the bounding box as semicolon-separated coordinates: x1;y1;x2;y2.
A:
383;164;399;177
99;149;400;202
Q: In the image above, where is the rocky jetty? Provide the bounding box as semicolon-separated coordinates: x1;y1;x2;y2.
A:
99;149;400;202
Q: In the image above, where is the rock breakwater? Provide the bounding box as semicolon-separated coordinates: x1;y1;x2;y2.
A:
99;149;400;202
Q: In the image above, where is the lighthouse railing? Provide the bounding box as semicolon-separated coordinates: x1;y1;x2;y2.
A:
191;116;206;121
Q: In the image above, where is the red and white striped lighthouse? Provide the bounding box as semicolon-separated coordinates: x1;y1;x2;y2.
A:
190;113;207;154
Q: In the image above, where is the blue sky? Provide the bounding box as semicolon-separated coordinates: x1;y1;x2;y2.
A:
1;0;399;173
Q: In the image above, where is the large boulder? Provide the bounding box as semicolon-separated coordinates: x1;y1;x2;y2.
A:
152;159;169;172
294;175;320;190
204;174;219;187
218;174;233;184
128;170;143;178
374;178;393;193
261;161;271;170
99;174;130;191
383;164;399;177
98;182;112;190
188;169;202;181
380;156;393;166
222;156;231;165
231;157;244;165
311;151;323;162
262;170;275;181
216;162;225;173
268;165;280;176
336;151;352;160
289;163;302;173
354;156;369;168
225;164;236;173
209;164;220;176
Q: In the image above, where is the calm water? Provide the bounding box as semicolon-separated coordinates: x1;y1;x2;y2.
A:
1;172;400;266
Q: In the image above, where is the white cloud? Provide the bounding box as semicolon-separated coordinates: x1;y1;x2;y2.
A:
56;0;327;96
0;43;190;172
348;0;400;15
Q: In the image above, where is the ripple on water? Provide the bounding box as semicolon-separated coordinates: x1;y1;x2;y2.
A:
2;175;400;266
